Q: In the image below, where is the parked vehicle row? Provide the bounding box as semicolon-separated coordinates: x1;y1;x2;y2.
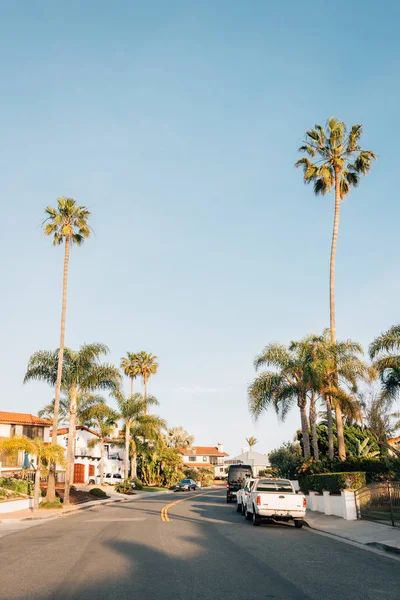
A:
230;473;306;529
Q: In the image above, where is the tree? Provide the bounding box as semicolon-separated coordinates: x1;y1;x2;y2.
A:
120;352;140;396
303;331;368;459
296;119;376;460
245;436;258;451
248;342;313;458
268;442;302;479
42;197;91;501
0;437;65;511
24;344;121;504
114;391;160;479
85;405;119;486
135;352;159;410
38;393;105;428
370;325;400;401
165;427;194;449
362;388;400;457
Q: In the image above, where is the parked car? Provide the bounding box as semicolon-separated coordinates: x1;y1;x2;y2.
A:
226;464;253;503
88;473;124;485
243;478;306;527
175;479;197;492
236;478;258;514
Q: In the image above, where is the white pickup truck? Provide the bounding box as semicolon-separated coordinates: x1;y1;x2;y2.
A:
244;478;306;528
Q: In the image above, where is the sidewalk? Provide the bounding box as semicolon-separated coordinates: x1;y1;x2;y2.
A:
305;510;400;555
0;489;172;539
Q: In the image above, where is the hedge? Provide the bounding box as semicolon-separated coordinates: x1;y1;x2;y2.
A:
299;472;366;494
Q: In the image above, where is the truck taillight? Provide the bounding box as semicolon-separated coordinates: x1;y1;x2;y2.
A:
256;495;261;506
303;497;307;508
226;484;229;489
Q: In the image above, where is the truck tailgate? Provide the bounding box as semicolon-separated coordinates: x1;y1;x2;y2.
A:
257;493;304;512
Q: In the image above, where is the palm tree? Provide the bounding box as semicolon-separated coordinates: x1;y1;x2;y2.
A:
24;343;121;504
248;342;313;458
296;119;376;459
135;351;159;410
85;405;119;486
165;427;194;449
245;436;258;451
370;325;400;400
120;352;140;396
0;437;65;511
38;393;105;427
42;197;91;500
115;391;160;479
306;331;368;459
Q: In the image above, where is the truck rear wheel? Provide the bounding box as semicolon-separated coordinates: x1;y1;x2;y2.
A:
236;502;242;513
252;509;261;526
294;520;304;529
245;506;252;521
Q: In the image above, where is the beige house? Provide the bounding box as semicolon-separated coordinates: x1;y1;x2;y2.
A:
178;443;228;478
0;411;52;474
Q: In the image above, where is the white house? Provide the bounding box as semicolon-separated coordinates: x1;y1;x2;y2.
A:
178;444;229;478
224;450;270;476
0;411;52;475
56;425;125;484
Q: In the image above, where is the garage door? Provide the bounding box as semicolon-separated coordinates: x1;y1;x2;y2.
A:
89;465;95;477
73;463;85;484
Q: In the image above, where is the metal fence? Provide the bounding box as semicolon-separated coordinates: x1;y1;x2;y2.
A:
355;482;400;527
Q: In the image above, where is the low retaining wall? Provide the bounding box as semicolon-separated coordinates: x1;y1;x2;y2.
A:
0;497;41;514
305;490;357;520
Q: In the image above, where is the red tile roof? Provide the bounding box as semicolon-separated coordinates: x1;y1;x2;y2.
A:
0;412;52;426
388;436;400;444
179;446;228;457
54;425;100;438
183;462;216;468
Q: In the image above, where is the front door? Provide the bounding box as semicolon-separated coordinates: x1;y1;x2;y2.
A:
73;463;85;484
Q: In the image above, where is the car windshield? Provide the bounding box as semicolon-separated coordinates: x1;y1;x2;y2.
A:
256;480;294;493
180;480;191;484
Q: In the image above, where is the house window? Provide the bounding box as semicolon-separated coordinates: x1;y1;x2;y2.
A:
188;456;196;462
203;456;208;462
22;426;44;440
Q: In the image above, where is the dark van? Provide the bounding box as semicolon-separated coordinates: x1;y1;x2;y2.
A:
227;464;253;503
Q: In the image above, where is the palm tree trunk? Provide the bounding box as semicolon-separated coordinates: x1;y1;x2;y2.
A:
64;387;77;506
326;396;334;459
309;391;319;461
299;397;311;459
100;442;104;486
130;377;134;397
33;458;41;511
48;237;70;502
331;168;346;460
125;426;131;480
144;377;148;413
131;453;137;479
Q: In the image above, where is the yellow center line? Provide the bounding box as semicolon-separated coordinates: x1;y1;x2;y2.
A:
161;491;209;522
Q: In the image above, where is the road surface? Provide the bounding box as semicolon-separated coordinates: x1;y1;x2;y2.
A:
0;489;398;599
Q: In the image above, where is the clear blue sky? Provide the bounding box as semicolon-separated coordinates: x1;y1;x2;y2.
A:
1;1;399;457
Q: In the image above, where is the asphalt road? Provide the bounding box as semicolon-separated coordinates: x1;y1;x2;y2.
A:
1;489;399;600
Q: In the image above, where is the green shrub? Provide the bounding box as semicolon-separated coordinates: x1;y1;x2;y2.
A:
183;467;214;486
40;499;63;509
299;471;366;494
115;479;136;494
0;477;32;495
132;478;143;490
89;487;108;498
299;457;400;483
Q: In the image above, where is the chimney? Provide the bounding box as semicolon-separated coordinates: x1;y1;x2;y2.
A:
218;442;224;453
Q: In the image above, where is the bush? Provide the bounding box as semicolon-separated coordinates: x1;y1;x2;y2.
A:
299;457;400;483
89;487;107;498
132;478;143;490
183;467;214;487
269;442;303;479
40;499;63;509
115;479;137;494
0;477;32;496
299;471;366;494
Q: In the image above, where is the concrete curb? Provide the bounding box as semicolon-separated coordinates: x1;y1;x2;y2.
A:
304;519;400;556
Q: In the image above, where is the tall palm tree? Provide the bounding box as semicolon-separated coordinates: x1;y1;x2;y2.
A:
120;352;140;396
24;343;121;504
296;119;376;459
42;197;91;500
165;426;194;449
248;342;313;458
0;437;65;511
85;405;119;486
245;436;258;451
136;351;159;410
114;391;160;479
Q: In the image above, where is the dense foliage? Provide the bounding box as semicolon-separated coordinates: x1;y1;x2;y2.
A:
299;472;366;494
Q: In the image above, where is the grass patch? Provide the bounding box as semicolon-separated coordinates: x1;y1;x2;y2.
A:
142;486;167;492
40;499;63;509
